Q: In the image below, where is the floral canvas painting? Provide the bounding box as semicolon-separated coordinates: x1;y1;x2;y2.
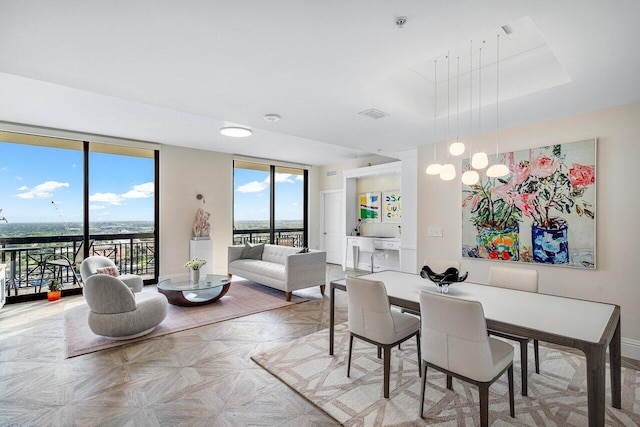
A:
359;192;381;222
383;191;401;223
462;139;596;269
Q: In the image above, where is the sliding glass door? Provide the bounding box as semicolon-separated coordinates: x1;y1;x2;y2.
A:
0;131;158;302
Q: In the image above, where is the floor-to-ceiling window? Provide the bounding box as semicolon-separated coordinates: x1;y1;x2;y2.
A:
233;160;307;247
0;131;158;302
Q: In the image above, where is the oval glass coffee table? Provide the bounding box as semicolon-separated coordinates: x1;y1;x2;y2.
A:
157;274;231;306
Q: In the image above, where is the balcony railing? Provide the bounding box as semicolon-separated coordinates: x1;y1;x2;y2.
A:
233;228;304;247
1;233;155;298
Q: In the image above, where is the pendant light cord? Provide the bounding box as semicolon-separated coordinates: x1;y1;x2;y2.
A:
456;56;460;143
446;51;450;160
433;60;437;161
479;43;483;153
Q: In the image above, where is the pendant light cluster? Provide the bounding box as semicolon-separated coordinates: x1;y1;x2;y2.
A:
426;32;508;183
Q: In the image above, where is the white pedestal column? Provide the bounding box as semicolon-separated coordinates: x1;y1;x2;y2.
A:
189;239;213;276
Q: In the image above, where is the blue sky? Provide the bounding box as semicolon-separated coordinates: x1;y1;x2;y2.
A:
0;141;154;223
234;168;303;222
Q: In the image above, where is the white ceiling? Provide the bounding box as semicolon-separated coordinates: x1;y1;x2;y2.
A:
1;0;639;165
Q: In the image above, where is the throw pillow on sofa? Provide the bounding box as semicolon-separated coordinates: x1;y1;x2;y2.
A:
242;243;265;260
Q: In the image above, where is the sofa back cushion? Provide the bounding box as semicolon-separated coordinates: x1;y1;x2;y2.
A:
262;244;299;265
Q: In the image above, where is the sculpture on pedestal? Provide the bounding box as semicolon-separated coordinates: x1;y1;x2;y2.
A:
193;208;211;239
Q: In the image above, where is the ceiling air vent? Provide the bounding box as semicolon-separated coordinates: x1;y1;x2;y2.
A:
358;108;389;119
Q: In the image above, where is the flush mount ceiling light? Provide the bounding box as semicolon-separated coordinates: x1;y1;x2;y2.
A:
220;126;252;137
263;114;281;122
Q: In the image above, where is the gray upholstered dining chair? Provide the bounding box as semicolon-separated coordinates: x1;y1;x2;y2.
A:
488;266;539;396
345;276;421;398
80;255;144;292
419;290;515;426
83;274;168;340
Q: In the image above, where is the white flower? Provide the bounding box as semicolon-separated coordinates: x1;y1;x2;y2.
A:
184;258;207;270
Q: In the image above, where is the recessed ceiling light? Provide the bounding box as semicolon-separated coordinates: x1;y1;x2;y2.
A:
220;127;252;137
263;114;281;122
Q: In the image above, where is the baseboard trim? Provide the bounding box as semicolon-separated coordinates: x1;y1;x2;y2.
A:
622;337;640;361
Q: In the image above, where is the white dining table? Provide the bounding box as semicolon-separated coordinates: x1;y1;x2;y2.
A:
329;271;621;427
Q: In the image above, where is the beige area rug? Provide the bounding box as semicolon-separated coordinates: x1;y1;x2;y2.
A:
252;323;640;426
65;279;307;358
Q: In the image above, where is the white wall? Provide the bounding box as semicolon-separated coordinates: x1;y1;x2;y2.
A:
159;145;233;278
418;102;640;358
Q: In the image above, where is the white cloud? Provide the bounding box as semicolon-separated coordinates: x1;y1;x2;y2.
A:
15;181;70;199
15;176;23;180
275;173;294;183
237;181;267;193
72;163;77;168
121;182;154;199
295;175;304;181
89;192;123;205
89;204;105;210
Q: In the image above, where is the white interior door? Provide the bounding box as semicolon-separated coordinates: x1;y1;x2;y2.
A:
321;190;343;264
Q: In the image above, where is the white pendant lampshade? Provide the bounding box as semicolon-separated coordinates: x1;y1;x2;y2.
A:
461;170;480;185
449;141;465;156
426;163;442;175
486;163;509;177
439;163;456;180
471;151;489;169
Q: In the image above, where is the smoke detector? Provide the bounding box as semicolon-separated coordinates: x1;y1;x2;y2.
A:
395;16;407;28
263;114;281;122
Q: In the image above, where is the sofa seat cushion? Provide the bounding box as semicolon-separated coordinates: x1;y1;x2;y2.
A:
230;259;285;282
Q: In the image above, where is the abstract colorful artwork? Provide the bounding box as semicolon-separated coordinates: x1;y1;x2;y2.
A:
359;192;381;222
383;191;401;223
462;139;596;269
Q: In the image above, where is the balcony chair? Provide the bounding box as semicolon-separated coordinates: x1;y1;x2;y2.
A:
42;239;93;288
80;255;144;292
345;276;421;398
419;290;515;426
83;274;167;340
488;266;540;396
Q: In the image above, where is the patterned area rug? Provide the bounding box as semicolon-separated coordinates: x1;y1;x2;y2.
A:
65;279;307;358
252;323;640;426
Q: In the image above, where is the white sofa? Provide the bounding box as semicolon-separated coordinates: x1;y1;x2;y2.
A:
227;244;327;301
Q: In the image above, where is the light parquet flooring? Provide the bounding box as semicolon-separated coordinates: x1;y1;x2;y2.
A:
1;265;638;426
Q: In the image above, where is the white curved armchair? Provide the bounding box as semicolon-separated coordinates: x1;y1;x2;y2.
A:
80;255;143;292
346;276;421;398
488;266;540;396
419;290;515;425
83;274;167;340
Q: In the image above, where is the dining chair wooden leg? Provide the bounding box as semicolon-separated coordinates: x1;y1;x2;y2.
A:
479;383;490;427
347;334;354;377
419;363;428;418
534;339;540;374
416;333;422;377
383;346;392;398
446;375;453;390
519;340;528;396
508;365;515;418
